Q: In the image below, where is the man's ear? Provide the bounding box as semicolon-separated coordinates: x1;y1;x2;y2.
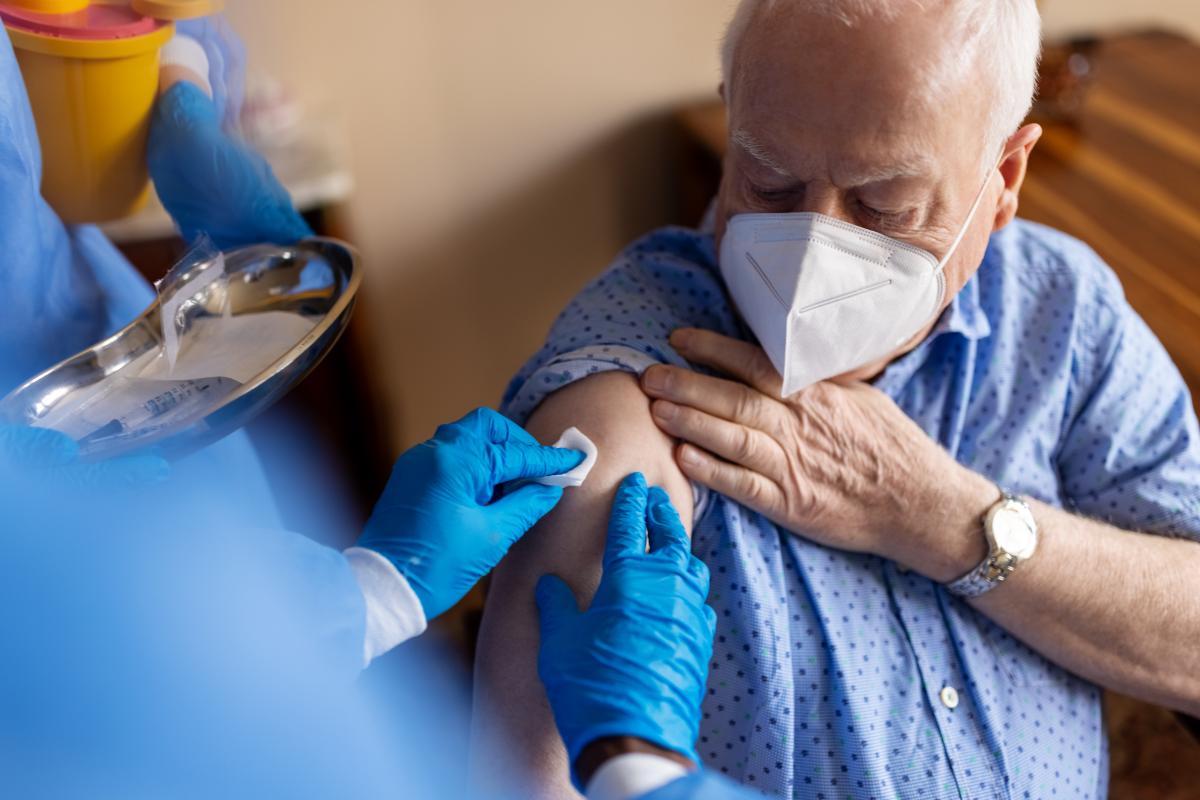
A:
992;123;1042;232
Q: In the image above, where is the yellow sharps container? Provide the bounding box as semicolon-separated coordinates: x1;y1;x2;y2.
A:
0;0;220;224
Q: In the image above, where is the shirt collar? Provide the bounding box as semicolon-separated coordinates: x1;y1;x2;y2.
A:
873;272;991;396
932;271;991;343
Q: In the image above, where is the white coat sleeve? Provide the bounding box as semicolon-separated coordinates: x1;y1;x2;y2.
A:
344;547;427;665
585;755;765;800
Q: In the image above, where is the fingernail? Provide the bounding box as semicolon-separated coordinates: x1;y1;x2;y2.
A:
678;445;701;466
561;447;586;466
670;329;693;350
642;366;668;393
653;400;678;422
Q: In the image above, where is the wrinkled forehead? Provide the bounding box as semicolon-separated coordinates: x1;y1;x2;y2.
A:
727;5;989;186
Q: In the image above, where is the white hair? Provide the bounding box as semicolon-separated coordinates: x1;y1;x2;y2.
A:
720;0;1042;164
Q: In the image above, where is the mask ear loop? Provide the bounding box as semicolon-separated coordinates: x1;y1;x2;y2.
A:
934;153;1006;272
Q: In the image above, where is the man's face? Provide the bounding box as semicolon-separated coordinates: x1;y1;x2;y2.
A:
714;6;1005;382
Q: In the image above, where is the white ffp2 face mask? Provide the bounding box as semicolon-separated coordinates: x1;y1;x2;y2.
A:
718;177;993;396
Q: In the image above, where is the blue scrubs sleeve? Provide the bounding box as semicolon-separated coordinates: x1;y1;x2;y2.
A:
0;28;138;390
1;27;282;527
248;525;369;681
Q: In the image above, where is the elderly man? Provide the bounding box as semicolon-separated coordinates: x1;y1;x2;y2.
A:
473;1;1200;798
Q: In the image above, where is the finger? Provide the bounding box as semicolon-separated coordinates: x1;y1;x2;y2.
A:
492;440;586;484
535;574;580;639
604;472;649;566
447;407;538;447
60;454;171;490
646;486;689;558
86;455;170;487
488;483;565;546
0;426;79;469
687;554;711;598
651;401;785;476
641;365;779;433
670;328;783;397
675;443;784;519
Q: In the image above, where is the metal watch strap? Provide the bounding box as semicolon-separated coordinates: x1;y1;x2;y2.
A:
945;490;1023;599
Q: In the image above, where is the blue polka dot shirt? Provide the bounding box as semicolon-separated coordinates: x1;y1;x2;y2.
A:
501;219;1200;799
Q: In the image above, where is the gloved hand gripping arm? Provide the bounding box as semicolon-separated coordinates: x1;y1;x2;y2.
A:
537;474;763;799
536;473;718;797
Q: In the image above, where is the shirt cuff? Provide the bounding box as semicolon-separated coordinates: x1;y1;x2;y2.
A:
585;753;691;800
343;547;427;666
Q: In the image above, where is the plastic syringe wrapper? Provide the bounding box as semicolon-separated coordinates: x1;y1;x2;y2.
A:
156;235;228;371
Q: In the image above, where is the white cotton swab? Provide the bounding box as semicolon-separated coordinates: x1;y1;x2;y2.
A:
533;427;599;488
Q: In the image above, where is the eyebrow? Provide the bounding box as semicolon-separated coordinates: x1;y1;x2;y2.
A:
731;128;795;178
731;127;938;186
841;156;938;185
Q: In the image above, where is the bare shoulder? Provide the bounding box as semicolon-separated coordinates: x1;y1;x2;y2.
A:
470;370;691;798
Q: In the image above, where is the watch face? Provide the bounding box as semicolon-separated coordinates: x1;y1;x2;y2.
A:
992;505;1037;559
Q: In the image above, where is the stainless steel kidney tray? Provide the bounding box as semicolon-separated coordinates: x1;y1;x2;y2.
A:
0;238;361;461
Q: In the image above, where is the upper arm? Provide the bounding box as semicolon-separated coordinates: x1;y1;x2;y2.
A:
470;371;692;799
1057;298;1200;538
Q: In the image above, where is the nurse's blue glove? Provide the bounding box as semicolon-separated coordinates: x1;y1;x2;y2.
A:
356;407;585;621
0;426;169;489
536;473;716;791
148;81;312;251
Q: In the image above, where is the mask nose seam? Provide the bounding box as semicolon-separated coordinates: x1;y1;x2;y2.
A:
803;237;890;268
754;228;920;271
805;213;940;263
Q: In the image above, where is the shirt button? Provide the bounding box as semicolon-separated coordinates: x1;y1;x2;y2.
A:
940;686;960;709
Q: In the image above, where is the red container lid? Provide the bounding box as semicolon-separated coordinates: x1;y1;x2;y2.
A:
0;2;166;41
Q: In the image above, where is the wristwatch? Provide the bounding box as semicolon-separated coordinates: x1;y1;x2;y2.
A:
945;490;1039;598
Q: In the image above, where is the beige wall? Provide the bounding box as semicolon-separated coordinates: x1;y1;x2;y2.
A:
225;1;1200;450
226;0;734;449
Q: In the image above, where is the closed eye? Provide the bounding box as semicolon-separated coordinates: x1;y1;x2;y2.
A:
749;183;801;205
855;199;918;230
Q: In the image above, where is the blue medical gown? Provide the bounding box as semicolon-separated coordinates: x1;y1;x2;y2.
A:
0;30;466;797
0;462;467;799
0;28;761;800
0;26;281;529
